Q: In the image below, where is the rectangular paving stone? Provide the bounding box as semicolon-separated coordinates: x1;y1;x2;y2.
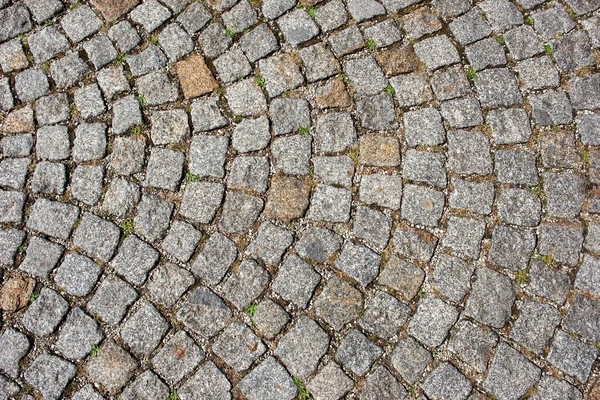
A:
26;198;79;240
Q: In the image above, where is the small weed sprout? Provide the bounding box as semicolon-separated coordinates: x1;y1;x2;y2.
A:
244;302;258;317
129;124;145;136
532;252;557;268
91;344;100;357
496;35;505;45
581;149;590;167
525;17;534;25
29;293;38;303
384;85;395;96
186;172;201;182
122;218;135;236
514;270;529;285
366;39;377;51
530;185;545;200
544;44;554;57
225;28;235;38
115;53;127;65
337;72;349;85
347;147;359;162
292;376;311;400
466;66;477;80
307;7;316;18
168;389;180;400
255;75;266;89
298;126;310;135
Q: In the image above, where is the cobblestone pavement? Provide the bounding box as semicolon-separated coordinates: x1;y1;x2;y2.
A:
1;0;600;398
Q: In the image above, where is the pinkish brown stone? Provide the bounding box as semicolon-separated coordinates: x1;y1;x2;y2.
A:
2;105;34;134
92;0;140;21
265;175;312;221
315;79;351;109
176;54;219;99
0;275;35;312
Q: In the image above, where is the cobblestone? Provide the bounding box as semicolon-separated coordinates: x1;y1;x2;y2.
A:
0;2;596;398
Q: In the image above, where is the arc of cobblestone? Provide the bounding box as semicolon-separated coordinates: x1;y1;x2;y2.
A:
1;0;600;399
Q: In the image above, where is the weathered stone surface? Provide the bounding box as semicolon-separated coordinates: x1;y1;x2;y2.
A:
176;54;219;99
0;275;35;312
5;3;599;398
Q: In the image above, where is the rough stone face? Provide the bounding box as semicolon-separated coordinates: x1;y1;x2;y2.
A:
433;254;475;303
121;301;169;355
483;343;541;400
219;191;264;234
86;340;139;394
354;206;392;249
176;54;219;98
152;331;204;384
120;370;169;400
250;300;288;340
178;362;232;400
538;224;584;266
314;277;363;331
309;184;352;223
390;337;432;384
510;301;562;355
0;4;32;43
4;3;600;398
265;175;311;221
177;287;231;339
401;184;444;227
358;366;407;400
296;226;342;263
422;362;472;400
24;353;76;400
162;221;201;262
22;288;69;336
272;254;320;308
408;296;459;348
218;259;268;310
0;275;35;312
87;276;138;325
489;225;535;272
335;242;380;287
55;308;103;361
464;267;516;328
191;232;237;284
360;173;403;210
238;357;297;400
448;320;498;373
336;329;383;376
19;236;63;279
414;34;461;70
73;212;120;262
213;321;266;372
275;316;329;378
359;290;410;339
548;331;597;384
110;235;159;286
147;263;194;308
54;254;102;297
0;328;29;378
259;53;304;97
378;256;425;300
